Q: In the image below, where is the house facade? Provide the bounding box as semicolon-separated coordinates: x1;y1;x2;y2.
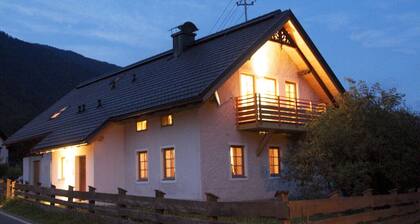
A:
6;10;344;201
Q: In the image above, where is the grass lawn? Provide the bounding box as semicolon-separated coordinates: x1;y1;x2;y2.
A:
0;199;111;224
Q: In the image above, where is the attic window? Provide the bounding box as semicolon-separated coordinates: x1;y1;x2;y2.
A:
50;106;68;119
161;114;173;127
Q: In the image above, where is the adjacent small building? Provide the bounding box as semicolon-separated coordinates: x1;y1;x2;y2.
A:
0;131;8;164
6;10;344;201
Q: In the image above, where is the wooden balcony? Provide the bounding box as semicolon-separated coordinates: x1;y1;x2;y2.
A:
235;94;326;132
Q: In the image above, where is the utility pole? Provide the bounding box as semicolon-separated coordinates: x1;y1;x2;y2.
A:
236;0;256;22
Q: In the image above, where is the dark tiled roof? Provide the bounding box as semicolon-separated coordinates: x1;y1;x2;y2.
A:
6;10;290;151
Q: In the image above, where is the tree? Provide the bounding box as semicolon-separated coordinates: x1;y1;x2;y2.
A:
285;80;420;197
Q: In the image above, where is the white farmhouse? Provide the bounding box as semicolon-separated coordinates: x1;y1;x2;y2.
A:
6;10;344;201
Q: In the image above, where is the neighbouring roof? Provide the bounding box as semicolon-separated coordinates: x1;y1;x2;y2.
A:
6;9;344;151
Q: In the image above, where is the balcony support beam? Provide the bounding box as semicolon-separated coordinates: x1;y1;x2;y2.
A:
256;131;273;156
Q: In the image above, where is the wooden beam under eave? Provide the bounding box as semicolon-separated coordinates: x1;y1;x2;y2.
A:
256;132;273;156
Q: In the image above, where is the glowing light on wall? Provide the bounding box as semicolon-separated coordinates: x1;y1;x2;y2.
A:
251;42;270;77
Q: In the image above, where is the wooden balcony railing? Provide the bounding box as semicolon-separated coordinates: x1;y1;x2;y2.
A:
235;94;326;128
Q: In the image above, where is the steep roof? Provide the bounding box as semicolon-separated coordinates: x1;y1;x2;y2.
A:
6;9;344;151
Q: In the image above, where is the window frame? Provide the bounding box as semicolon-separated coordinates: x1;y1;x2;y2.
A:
136;119;148;132
136;150;149;182
162;147;176;181
161;114;174;127
240;73;256;96
285;81;298;99
229;145;247;179
268;146;281;177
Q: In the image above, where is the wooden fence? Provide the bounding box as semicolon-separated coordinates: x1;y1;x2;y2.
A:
1;180;419;224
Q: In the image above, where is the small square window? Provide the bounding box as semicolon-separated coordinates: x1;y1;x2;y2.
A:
161;114;173;127
136;120;147;131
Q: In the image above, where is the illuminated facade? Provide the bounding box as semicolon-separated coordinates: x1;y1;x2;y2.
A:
12;10;344;201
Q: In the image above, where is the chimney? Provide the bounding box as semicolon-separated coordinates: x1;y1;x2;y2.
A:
171;21;198;57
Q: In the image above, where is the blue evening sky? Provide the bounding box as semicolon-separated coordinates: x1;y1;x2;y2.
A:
0;0;419;110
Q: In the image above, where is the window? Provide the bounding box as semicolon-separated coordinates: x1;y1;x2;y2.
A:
230;146;245;178
285;81;297;107
161;114;173;127
136;120;147;131
240;74;255;96
137;151;148;181
59;157;65;179
162;148;175;180
50;106;68;119
268;147;281;176
257;77;276;97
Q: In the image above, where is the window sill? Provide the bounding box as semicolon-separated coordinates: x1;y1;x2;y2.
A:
230;176;248;181
161;178;176;183
135;180;149;184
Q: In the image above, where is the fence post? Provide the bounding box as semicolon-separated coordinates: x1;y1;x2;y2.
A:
67;185;74;209
205;193;219;221
117;187;127;219
24;181;29;200
154;189;166;215
5;179;11;199
275;191;290;224
50;184;56;206
35;182;41;202
88;186;96;213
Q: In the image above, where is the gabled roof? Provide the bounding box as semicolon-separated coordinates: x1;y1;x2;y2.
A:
6;9;344;151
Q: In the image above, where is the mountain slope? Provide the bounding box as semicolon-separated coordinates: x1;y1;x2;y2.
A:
0;31;120;136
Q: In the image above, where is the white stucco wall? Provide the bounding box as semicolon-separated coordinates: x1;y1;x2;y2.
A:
123;109;202;200
22;154;51;186
50;145;93;190
92;122;125;193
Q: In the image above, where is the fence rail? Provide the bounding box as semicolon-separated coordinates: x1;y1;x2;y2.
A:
1;180;419;224
235;94;327;126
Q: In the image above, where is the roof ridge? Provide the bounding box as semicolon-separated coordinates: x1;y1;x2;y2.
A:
76;9;284;89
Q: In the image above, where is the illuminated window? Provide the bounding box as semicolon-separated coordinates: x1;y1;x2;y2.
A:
162;148;175;180
285;81;297;107
269;147;281;176
136;120;147;131
230;146;245;178
161;114;173;127
59;157;65;179
285;81;297;100
50;106;68;119
257;77;276;96
137;151;148;181
240;74;255;96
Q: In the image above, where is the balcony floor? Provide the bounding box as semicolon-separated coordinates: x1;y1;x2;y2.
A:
237;121;307;133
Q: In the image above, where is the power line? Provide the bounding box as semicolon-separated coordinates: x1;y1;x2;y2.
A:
218;2;238;31
209;0;234;34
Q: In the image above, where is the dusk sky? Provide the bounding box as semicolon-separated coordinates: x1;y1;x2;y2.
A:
0;0;419;110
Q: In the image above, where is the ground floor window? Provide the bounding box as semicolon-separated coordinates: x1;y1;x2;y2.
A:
137;151;148;181
268;147;281;176
230;145;245;178
162;147;175;180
